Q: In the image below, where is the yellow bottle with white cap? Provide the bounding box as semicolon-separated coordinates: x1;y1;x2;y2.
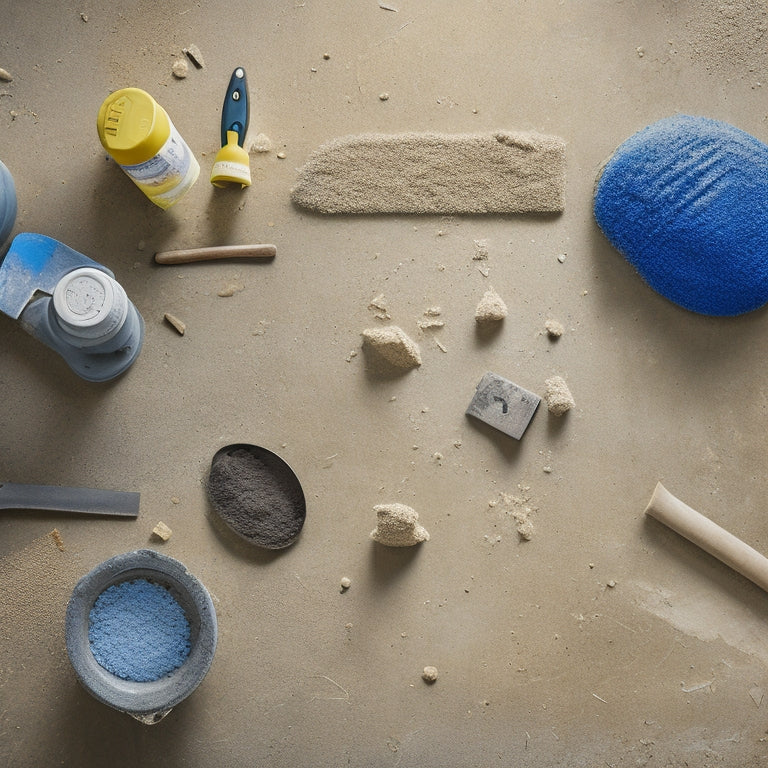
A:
97;88;199;209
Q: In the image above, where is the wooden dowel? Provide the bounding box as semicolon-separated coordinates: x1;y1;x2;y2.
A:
645;481;768;594
154;244;277;264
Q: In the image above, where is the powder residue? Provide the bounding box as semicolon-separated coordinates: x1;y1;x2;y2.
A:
686;1;768;82
370;503;430;546
291;131;566;215
88;579;191;682
493;489;537;541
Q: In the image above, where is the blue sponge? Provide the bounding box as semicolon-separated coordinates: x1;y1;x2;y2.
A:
594;115;768;316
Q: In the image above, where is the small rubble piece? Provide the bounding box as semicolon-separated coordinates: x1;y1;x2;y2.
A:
218;281;244;297
80;12;89;21
152;521;173;542
545;318;564;338
183;44;206;69
50;528;65;552
370;503;430;546
361;326;422;369
164;312;186;335
368;293;391;320
422;665;439;683
340;577;352;591
172;58;189;79
473;239;490;260
499;490;536;541
475;287;508;324
544;375;575;416
418;306;444;329
0;68;12;82
466;372;540;440
247;133;273;154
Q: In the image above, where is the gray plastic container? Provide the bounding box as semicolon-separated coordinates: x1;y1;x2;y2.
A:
65;549;218;724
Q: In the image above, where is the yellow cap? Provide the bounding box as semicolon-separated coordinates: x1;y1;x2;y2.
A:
97;88;170;166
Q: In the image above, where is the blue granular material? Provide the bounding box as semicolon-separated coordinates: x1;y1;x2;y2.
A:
88;578;191;682
593;115;768;316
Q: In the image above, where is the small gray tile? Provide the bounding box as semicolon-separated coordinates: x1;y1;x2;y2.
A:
466;372;540;440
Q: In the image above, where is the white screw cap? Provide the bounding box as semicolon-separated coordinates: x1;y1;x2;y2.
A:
52;267;128;343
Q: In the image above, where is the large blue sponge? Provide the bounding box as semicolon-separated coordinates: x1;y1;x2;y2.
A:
594;115;768;316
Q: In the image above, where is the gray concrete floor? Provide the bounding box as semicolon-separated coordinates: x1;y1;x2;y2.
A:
2;2;768;766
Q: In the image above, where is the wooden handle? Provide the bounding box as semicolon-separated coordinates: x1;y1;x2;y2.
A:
645;481;768;594
154;244;277;264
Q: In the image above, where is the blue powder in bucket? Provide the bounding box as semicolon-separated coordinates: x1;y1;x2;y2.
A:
88;578;191;682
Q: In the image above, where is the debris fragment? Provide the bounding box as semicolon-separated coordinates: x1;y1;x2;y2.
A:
418;306;444;329
276;151;287;159
498;489;536;541
370;503;430;546
379;2;399;10
50;528;65;552
545;318;564;338
183;44;205;69
152;521;173;541
475;287;508;324
473;239;490;260
544;375;575;416
247;133;273;154
0;68;13;82
422;665;439;683
164;312;186;335
172;58;189;79
80;12;89;22
379;92;390;101
368;293;391;320
218;281;244;297
340;577;351;591
361;326;422;369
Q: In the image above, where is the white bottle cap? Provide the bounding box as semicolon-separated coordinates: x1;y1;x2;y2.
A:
52;267;128;344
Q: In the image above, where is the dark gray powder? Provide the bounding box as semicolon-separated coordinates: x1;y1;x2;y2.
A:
207;445;306;549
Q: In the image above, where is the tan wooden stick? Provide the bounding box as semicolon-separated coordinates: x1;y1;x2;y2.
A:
645;481;768;594
154;244;276;264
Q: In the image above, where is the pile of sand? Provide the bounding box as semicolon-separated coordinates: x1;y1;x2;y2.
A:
291;131;566;215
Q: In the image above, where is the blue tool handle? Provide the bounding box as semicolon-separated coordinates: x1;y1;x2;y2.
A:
220;67;249;147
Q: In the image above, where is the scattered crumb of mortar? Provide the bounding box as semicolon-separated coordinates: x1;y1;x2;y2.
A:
422;665;439;683
152;521;173;541
361;326;421;369
371;503;430;546
544;375;575;415
475;288;508;323
164;313;186;335
545;319;564;338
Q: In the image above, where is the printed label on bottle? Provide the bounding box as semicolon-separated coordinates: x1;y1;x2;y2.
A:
118;120;199;207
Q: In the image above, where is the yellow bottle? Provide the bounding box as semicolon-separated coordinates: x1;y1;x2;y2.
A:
97;88;200;209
